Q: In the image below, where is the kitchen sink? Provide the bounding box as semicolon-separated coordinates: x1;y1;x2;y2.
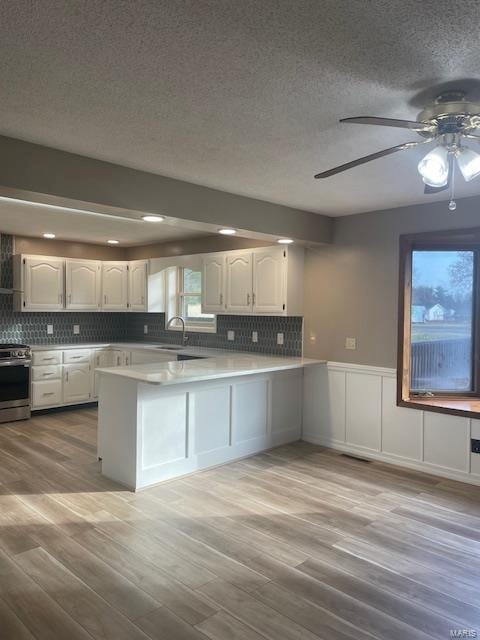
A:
155;346;182;351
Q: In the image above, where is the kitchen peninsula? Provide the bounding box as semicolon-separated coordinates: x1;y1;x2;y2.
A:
97;350;323;490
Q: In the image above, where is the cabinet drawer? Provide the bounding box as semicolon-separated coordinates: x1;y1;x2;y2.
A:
63;349;91;364
32;350;62;366
32;380;62;408
32;365;62;381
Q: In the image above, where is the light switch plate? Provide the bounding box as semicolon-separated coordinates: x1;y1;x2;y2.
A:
345;337;357;350
252;331;258;343
144;325;148;334
47;324;53;335
73;324;80;335
227;330;235;341
277;332;284;345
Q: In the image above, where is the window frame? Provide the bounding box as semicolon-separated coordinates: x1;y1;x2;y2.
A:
398;227;480;417
166;266;217;334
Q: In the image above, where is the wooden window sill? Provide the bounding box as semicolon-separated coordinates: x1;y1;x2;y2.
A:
400;397;480;419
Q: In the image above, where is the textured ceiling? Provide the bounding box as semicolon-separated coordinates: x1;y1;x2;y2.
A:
1;1;480;216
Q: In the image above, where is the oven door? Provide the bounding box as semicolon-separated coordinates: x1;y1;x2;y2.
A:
0;360;31;408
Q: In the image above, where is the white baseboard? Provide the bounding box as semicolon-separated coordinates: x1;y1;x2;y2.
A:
303;432;480;487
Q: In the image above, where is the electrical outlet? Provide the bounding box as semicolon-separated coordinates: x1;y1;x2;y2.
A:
73;324;80;335
227;330;235;341
345;337;357;350
277;333;284;345
471;439;480;454
47;324;53;335
144;325;148;335
252;331;258;343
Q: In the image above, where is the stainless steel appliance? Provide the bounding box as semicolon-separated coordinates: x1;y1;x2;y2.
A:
0;344;31;422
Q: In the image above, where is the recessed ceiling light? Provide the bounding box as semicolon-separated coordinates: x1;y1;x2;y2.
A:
277;238;293;244
43;233;56;239
107;239;119;244
142;215;165;222
218;228;236;235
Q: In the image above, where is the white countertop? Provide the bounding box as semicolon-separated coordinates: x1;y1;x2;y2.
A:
30;341;251;358
97;353;324;386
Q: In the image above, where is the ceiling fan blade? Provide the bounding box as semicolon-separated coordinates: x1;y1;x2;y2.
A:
340;116;435;133
423;154;453;194
314;141;420;179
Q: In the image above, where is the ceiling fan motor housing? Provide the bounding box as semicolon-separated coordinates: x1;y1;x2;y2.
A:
417;93;480;136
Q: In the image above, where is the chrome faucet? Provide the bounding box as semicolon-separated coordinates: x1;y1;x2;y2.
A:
166;316;188;346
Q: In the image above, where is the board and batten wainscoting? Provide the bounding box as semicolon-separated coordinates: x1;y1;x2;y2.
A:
303;361;480;486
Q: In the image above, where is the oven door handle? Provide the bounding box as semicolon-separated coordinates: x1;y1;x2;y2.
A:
0;360;31;367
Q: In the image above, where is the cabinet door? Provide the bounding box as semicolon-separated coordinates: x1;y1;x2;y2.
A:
129;261;148;311
102;262;128;310
23;257;64;310
92;349;114;399
66;260;101;310
253;247;286;313
225;252;253;313
63;363;91;404
32;380;63;408
202;254;225;313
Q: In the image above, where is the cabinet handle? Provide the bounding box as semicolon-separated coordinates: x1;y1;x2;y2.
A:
65;371;69;382
96;356;100;366
252;292;256;306
42;392;55;396
70;355;82;359
117;356;120;365
42;372;53;377
43;357;55;361
247;293;250;305
220;293;223;305
104;294;107;304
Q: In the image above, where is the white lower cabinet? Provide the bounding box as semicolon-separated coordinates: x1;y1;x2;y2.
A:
32;379;63;408
63;363;92;404
92;349;114;399
32;347;178;410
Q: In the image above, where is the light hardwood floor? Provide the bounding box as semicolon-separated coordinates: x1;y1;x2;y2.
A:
0;407;479;639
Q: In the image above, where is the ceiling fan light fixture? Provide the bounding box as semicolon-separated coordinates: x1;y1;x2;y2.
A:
417;146;449;187
457;147;480;182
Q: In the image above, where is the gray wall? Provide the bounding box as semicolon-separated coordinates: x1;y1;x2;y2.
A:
303;194;480;368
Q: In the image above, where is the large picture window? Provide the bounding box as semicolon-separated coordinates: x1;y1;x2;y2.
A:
398;228;480;417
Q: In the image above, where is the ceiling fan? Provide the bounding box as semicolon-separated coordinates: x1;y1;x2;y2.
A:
314;91;480;210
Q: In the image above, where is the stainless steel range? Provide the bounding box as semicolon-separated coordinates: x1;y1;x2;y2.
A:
0;344;31;422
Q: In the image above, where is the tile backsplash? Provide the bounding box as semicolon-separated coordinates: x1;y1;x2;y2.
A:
127;313;303;356
0;234;302;355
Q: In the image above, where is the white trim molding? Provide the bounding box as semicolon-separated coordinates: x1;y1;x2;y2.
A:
303;362;480;487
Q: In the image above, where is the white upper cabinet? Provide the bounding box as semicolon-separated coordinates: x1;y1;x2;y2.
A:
66;260;101;310
253;247;286;313
225;252;253;313
202;254;225;313
202;246;304;316
22;256;65;311
102;262;128;310
128;260;148;311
